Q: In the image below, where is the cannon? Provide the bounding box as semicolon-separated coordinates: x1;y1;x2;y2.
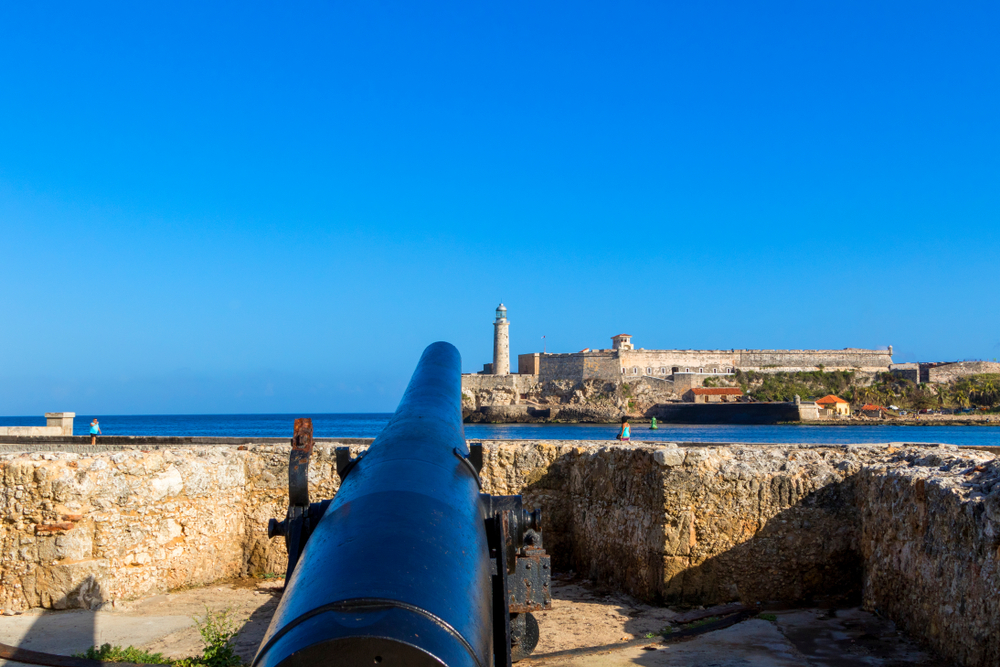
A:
254;342;551;667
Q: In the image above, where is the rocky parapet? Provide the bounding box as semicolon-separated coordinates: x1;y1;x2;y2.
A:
2;440;998;666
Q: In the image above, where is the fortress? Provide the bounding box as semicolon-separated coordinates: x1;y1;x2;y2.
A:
471;303;894;383
461;304;895;422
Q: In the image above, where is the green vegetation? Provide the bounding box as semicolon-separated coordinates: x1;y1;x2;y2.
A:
75;607;244;667
734;370;857;402
756;613;778;622
732;370;1000;411
75;645;171;664
947;374;1000;408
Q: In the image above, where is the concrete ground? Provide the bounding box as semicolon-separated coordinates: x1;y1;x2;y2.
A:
0;576;947;667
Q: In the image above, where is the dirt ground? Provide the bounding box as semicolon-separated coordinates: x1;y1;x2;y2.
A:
0;574;949;667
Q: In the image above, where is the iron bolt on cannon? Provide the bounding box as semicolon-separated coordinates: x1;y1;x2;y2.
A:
255;342;551;667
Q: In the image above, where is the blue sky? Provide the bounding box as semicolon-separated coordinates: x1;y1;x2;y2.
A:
1;1;997;415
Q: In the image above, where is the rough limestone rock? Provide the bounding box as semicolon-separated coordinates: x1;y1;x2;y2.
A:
2;440;998;667
856;448;1000;667
462;378;678;422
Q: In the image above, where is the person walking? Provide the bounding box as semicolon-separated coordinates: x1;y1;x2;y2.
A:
90;419;101;445
616;418;630;442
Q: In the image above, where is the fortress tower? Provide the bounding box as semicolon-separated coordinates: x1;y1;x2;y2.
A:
492;303;510;375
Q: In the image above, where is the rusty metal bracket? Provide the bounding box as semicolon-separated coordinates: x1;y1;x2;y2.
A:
270;418;316;586
288;418;314;507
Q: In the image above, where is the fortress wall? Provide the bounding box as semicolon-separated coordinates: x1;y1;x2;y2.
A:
736;349;892;370
528;348;892;385
890;363;921;383
618;350;736;375
3;441;996;666
581;353;620;380
927;361;1000;383
537;354;589;382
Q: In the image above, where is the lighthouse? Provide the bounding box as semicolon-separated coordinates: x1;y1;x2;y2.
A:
492;303;510;375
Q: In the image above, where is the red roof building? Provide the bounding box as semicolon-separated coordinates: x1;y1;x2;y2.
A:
816;394;851;416
685;387;744;403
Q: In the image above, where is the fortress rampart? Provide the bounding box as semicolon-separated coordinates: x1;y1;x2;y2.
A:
928;361;1000;383
515;346;893;382
1;439;997;666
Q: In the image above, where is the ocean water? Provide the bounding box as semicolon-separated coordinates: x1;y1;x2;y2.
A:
1;413;998;447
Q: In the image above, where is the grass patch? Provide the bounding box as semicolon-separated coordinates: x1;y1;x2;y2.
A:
75;645;171;664
75;607;244;667
756;613;777;622
682;615;720;629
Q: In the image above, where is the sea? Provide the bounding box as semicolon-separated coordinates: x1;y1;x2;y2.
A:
1;413;998;447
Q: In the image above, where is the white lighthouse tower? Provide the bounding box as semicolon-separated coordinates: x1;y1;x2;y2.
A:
492;303;510;375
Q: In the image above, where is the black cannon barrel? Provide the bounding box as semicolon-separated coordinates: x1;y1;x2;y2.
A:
253;342;491;667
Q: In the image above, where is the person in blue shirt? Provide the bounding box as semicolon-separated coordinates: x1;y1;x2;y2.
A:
617;418;630;442
90;419;101;445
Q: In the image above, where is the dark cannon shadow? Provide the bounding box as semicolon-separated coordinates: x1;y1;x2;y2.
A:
232;586;284;663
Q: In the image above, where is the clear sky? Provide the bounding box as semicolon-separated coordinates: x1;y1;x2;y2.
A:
1;2;997;415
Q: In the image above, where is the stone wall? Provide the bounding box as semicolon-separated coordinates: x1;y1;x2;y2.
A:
2;439;997;666
890;362;921;383
855;449;1000;667
477;441;876;604
736;348;892;370
0;413;75;437
477;440;999;667
0;445;358;611
527;347;893;384
927;361;1000;384
0;427;64;437
517;353;540;375
618;350;736;377
536;352;621;382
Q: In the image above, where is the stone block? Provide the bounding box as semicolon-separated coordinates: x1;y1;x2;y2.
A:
653;447;685;467
45;412;75;436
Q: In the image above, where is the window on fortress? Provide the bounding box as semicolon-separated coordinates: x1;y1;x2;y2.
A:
633;367;639;374
646;367;652;374
686;368;690;372
660;367;666;374
700;368;704;373
621;368;626;374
